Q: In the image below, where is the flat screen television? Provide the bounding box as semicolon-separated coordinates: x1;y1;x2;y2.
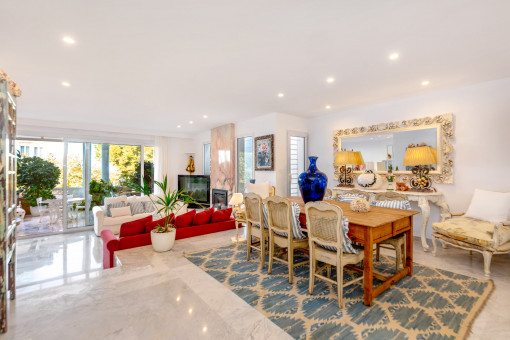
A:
178;175;210;208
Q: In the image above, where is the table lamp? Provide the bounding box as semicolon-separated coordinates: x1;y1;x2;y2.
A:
402;146;437;191
353;151;365;170
228;193;244;214
334;150;357;187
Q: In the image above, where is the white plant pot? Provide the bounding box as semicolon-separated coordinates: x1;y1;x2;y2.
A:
29;206;40;216
151;228;176;252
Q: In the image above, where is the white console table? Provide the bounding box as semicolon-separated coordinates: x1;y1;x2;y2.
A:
332;187;451;251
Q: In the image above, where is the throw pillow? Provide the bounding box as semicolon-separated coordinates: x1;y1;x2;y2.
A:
145;214;174;233
175;210;196;228
106;201;126;217
128;201;146;215
211;208;232;223
120;215;153;237
110;206;131;218
465;189;510;223
193;207;214;225
143;201;156;213
372;200;412;210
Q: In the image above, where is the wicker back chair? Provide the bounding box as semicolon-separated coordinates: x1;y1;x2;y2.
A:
348;189;370;201
244;193;269;268
325;188;333;198
266;196;309;283
305;201;364;308
374;192;410;271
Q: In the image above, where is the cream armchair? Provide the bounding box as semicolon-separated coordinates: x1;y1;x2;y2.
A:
432;212;510;277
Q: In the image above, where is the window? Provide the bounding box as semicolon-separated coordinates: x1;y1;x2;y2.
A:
143;146;154;193
237;136;253;193
203;143;211;175
289;135;306;196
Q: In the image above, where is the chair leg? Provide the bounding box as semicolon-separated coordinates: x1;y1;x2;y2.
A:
482;251;493;277
326;264;331;279
376;244;380;261
432;235;438;256
394;243;402;272
309;257;315;295
268;233;274;274
288;245;294;284
260;233;266;269
246;228;252;261
337;264;343;308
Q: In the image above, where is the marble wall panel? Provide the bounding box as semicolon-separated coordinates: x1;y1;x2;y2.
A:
210;124;235;199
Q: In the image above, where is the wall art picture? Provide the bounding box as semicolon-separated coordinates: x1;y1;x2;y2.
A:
254;134;274;171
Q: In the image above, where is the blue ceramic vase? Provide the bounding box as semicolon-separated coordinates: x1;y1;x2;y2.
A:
298;156;328;203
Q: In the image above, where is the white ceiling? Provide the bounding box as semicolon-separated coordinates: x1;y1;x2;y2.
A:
2;0;510;136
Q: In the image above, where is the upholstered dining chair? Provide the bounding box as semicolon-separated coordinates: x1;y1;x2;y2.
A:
338;189;370;202
244;193;270;269
266;196;309;284
305;201;364;308
374;192;411;271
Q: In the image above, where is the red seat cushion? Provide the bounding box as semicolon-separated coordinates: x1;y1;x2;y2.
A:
145;214;174;233
119;215;153;237
175;210;196;228
211;208;232;223
193;207;214;225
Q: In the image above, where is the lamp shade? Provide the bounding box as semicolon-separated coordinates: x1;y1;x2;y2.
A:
334;150;357;166
353;151;365;166
403;146;437;166
228;193;244;206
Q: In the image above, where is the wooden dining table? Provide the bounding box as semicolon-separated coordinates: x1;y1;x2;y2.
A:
286;196;419;306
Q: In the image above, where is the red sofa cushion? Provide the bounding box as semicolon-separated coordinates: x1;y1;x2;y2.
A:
119;233;151;250
175;210;196;228
193;207;214;225
145;214;174;233
119;215;153;237
176;218;236;240
211;208;232;223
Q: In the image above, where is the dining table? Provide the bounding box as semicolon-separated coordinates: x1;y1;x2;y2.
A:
286;196;419;306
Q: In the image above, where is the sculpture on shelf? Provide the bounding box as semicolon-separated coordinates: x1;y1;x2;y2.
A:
186;155;195;175
357;170;383;189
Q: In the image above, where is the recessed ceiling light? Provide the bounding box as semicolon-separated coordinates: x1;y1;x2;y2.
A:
202;115;208;119
325;105;331;110
202;326;207;333
177;125;181;128
176;295;181;301
389;53;399;60
62;36;75;44
188;308;193;315
277;93;284;98
189;120;194;124
326;77;335;83
61;81;71;87
421;80;430;86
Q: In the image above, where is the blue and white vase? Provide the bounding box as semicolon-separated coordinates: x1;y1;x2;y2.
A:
298;156;328;203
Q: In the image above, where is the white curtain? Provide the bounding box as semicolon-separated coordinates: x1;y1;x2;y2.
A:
154;136;171;194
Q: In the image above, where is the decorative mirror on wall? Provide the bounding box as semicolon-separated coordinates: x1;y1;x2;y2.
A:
332;113;454;184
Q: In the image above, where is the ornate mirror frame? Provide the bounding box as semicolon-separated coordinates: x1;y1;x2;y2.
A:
332;113;454;184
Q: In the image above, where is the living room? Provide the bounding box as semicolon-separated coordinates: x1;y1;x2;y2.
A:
1;1;510;339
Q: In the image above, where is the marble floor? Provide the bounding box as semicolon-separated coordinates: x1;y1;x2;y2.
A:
16;215;89;239
3;229;510;339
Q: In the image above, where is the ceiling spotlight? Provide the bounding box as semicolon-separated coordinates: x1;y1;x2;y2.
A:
326;77;335;83
202;326;207;333
176;296;181;301
62;36;75;44
189;120;194;124
388;53;399;60
188;308;193;315
421;80;430;86
325;105;331;110
277;93;284;98
202;115;208;119
177;125;181;128
61;81;71;87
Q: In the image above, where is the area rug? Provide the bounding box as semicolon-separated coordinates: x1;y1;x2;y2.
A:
184;243;493;340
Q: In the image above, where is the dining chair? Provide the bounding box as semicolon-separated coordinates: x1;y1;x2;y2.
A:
244;193;269;269
266;196;309;284
305;201;364;308
373;192;411;271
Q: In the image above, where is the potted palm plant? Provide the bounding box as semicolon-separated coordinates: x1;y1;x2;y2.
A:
128;175;199;252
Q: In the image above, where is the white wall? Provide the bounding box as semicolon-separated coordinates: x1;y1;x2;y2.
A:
309;77;510;238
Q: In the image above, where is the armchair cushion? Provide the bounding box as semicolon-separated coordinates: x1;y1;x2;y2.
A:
465;189;510;223
432;217;497;248
119;215;153;237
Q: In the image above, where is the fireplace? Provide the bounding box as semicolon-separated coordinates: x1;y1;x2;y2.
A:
211;189;228;210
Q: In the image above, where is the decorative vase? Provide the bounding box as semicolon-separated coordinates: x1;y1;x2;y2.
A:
151;228;176;252
298;156;328;203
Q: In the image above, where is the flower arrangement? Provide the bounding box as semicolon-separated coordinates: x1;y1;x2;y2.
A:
0;68;22;97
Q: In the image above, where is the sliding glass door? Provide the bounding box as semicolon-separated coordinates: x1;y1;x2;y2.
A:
237;137;253;193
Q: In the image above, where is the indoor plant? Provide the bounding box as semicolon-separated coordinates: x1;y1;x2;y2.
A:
17;156;61;215
128;175;199;252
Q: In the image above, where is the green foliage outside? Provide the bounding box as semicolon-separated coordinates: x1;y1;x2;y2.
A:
17;156;61;206
89;179;115;207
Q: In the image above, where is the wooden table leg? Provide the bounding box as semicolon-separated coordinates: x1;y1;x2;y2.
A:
363;227;374;306
406;224;413;276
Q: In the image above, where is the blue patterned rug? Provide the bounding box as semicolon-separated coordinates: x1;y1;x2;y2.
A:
185;243;493;340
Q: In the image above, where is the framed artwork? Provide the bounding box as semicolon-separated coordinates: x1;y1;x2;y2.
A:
254;134;274;171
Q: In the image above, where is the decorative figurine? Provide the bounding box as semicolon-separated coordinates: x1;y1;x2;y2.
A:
186;155;195;175
386;167;395;191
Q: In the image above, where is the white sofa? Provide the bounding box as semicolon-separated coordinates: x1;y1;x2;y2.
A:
93;195;188;236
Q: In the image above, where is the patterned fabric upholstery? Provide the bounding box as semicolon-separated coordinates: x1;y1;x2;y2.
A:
128;201;146;215
262;202;306;239
316;216;358;254
372;200;412;210
337;193;366;203
106;201;126;217
432;217;498;248
143;201;156;213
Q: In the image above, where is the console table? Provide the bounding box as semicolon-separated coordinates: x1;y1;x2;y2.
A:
332;187;451;251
